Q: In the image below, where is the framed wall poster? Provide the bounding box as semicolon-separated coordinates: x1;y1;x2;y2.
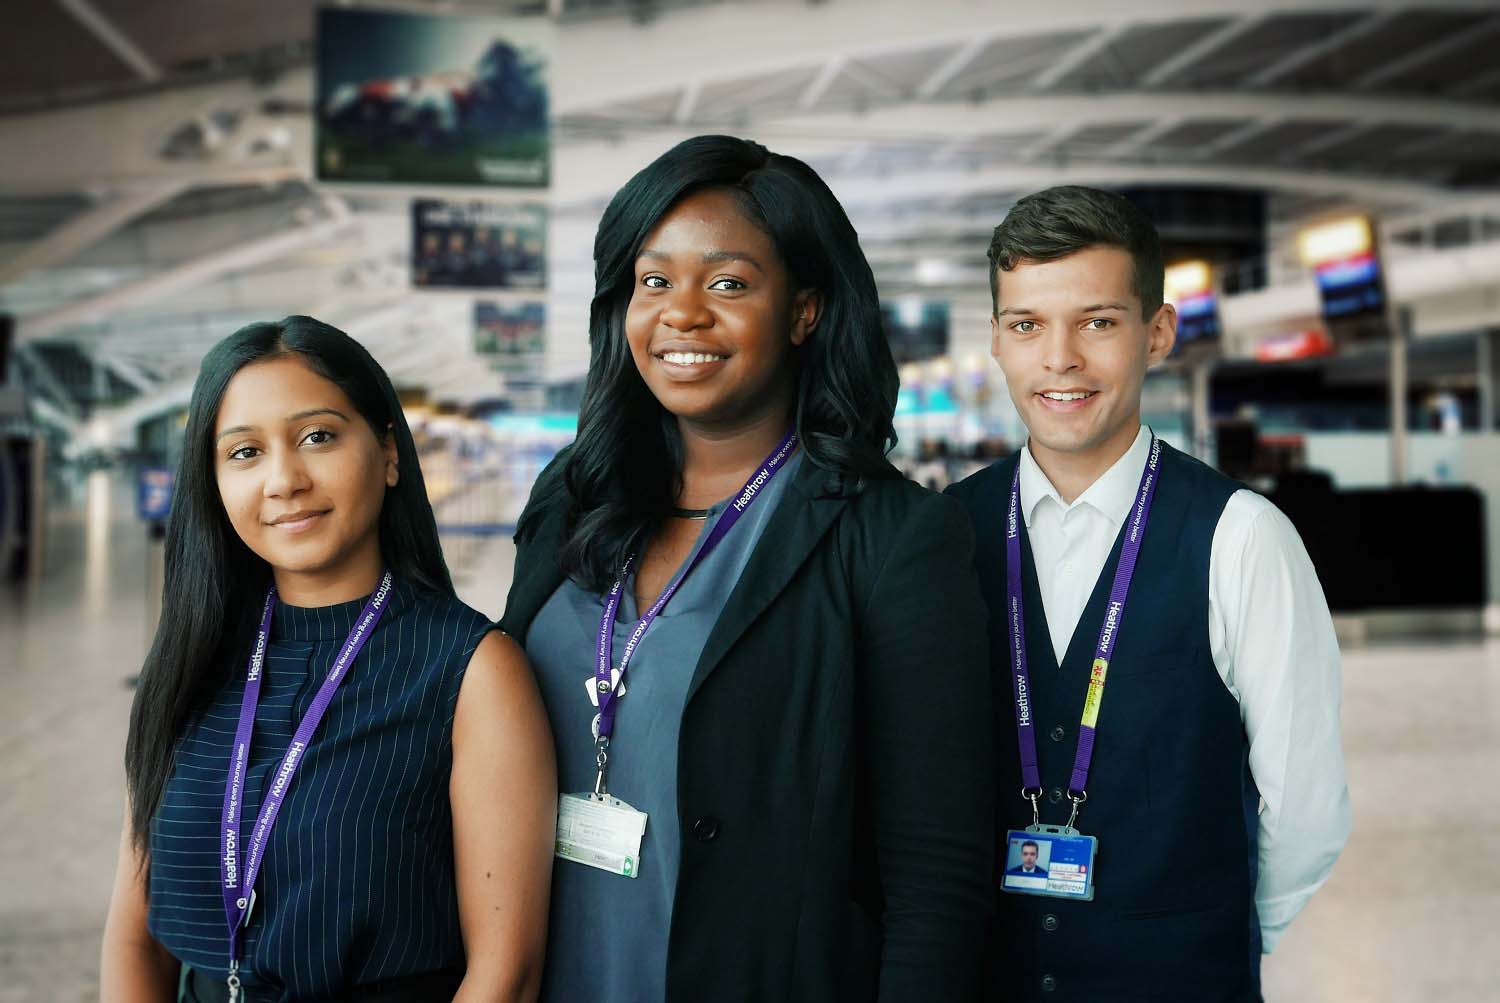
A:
317;6;550;186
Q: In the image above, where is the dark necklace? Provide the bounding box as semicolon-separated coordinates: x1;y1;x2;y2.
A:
670;506;712;520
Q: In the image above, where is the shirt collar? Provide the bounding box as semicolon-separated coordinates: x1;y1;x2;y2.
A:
1018;425;1153;527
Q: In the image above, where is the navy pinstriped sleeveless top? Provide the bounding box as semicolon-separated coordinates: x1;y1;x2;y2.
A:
146;577;493;1001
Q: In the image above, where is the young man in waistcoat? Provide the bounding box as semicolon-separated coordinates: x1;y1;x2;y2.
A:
946;186;1351;1002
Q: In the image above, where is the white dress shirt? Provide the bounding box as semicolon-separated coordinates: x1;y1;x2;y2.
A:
1018;425;1351;953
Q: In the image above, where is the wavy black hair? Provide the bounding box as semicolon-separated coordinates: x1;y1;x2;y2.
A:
124;316;453;856
544;134;899;593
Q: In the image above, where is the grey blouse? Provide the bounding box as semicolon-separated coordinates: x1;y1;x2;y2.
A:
525;452;802;1003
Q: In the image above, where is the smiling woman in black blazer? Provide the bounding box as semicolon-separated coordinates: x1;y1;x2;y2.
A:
502;135;994;1002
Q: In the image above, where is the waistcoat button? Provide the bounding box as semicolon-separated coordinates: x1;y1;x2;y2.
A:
1041;974;1057;992
692;816;720;842
1042;914;1059;932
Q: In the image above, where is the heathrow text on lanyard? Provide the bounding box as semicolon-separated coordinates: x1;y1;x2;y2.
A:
1005;437;1161;828
218;571;393;1000
589;431;797;796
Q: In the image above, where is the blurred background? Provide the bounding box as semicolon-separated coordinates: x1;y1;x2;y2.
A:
2;0;1498;999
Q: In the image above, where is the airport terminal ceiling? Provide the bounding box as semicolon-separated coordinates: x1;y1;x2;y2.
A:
2;0;1500;420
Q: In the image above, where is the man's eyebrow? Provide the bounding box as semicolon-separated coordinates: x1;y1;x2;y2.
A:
1081;302;1130;312
215;408;349;443
997;307;1036;317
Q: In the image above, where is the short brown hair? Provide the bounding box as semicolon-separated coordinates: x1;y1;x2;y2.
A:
987;186;1163;319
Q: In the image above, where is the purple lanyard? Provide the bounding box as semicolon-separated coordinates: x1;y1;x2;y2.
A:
1006;436;1161;826
589;431;797;793
218;571;393;996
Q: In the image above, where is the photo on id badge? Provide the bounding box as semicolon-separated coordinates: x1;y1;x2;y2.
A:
1001;828;1096;901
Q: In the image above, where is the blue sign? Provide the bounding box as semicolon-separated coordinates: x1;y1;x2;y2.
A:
1315;254;1385;319
137;467;174;522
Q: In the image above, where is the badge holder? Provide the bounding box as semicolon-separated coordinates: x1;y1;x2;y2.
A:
1001;789;1097;902
555;727;648;878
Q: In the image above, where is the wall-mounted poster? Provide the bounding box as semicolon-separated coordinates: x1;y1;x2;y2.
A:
880;300;950;364
317;7;549;186
475;301;545;375
414;200;546;289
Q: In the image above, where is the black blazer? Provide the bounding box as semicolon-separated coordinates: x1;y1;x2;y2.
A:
502;450;996;1002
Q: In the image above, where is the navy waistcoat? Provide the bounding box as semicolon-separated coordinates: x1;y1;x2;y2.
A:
947;441;1261;1003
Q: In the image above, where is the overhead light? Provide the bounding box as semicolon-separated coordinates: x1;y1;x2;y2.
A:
1298;216;1374;268
915;258;957;286
1163;260;1212;302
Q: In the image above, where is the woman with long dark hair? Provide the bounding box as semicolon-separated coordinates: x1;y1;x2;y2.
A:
101;316;555;1002
502;136;995;1000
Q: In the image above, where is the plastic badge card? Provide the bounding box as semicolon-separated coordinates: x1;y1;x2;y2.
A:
556;793;647;878
1000;826;1097;901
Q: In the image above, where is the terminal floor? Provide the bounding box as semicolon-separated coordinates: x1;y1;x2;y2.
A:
2;472;1496;1001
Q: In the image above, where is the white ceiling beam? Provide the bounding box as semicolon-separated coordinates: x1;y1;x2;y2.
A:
16;345;82;419
1014;123;1085;162
1139;14;1265;87
917;36;992;98
555;0;1500;116
0;181;190;289
840;61;904;102
1030;24;1130;91
1194;117;1280;158
554;90;1500;207
665;90;1500;148
1451;64;1500;98
1245;10;1399;86
1353;15;1500;90
29;395;80;437
1285;121;1373;159
16;216;360;342
827;162;1455;213
56;0;161;83
1099;117;1184;159
94;353;159;395
928;138;973;167
841;144;874;173
672;81;702;124
719;69;811;115
798;58;846;110
0;66;312;194
93;378;195;437
1383;129;1463;162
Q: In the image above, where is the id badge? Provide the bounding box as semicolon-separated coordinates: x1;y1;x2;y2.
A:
556;792;648;878
1000;825;1097;901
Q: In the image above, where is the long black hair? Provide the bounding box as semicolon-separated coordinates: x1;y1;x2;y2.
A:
548;134;899;592
124;315;452;854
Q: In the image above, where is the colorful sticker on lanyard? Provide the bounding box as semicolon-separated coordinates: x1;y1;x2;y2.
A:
219;572;393;1000
1000;437;1161;902
553;431;799;878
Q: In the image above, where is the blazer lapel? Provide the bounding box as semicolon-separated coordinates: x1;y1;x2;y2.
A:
685;458;850;703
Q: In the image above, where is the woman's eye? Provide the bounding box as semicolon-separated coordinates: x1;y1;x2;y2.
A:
709;277;745;291
228;445;259;462
302;429;336;446
642;275;668;288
